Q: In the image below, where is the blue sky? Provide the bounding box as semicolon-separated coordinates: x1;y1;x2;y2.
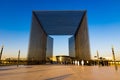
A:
0;0;120;59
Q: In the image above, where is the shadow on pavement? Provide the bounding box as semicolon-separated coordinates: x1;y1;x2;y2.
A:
0;68;17;71
45;74;72;80
0;66;32;71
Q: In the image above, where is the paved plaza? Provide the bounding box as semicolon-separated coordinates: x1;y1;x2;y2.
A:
0;64;120;80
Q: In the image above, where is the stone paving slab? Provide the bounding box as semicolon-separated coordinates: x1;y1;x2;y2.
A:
0;65;120;80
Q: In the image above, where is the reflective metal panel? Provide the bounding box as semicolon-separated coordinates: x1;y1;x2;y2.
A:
69;36;75;57
34;11;85;35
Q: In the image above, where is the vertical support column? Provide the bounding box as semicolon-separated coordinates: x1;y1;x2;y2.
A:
69;36;75;58
27;12;47;64
74;11;91;61
46;36;53;62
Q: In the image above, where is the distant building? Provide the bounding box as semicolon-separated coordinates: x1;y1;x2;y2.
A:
56;55;71;64
27;10;91;64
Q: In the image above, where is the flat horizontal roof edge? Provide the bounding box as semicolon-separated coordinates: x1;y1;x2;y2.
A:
32;10;87;12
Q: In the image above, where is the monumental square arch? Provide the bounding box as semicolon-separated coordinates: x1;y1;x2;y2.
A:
27;10;91;64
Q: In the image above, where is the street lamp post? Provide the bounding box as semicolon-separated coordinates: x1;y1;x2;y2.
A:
17;50;20;67
0;45;4;64
97;50;99;65
112;46;118;71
